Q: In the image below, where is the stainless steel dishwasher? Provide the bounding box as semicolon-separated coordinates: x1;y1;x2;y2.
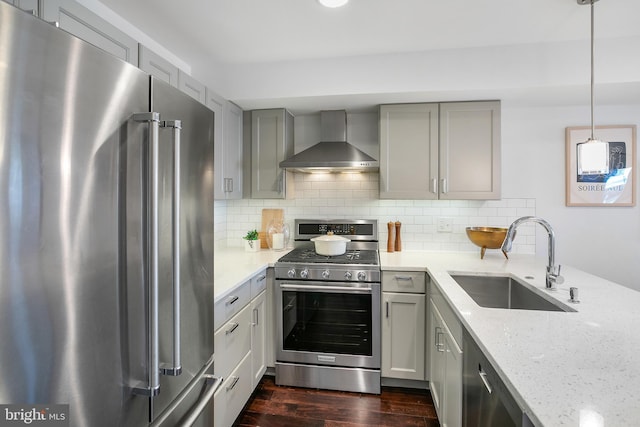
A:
463;332;534;427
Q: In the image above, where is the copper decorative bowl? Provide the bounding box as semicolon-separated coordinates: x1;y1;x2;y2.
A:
465;227;509;259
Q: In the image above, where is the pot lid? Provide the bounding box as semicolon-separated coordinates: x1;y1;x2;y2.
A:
311;233;350;242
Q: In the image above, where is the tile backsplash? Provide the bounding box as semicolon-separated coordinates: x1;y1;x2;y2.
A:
217;173;537;254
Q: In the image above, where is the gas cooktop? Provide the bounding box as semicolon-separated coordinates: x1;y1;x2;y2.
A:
277;247;379;266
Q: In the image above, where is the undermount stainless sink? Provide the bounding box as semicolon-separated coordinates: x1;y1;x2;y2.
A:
450;274;576;312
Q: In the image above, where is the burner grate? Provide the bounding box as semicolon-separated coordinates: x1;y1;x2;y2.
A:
277;248;379;265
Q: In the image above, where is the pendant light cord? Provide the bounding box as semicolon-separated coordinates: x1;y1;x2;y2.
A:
590;0;595;140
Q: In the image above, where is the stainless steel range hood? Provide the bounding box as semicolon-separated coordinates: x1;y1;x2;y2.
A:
279;110;379;173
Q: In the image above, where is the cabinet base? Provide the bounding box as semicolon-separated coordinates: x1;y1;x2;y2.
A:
275;362;380;394
381;377;428;389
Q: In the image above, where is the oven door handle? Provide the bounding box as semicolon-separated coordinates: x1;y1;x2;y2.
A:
280;284;372;292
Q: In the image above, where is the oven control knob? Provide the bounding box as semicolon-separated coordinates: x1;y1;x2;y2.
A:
344;271;353;280
300;268;309;279
287;268;296;278
322;270;330;279
357;271;367;281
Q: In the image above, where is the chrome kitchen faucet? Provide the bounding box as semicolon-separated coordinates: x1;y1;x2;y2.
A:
501;216;564;289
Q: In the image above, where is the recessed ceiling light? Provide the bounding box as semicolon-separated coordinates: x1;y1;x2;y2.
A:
318;0;349;8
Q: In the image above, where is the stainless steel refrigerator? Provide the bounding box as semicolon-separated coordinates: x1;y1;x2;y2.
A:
0;2;219;426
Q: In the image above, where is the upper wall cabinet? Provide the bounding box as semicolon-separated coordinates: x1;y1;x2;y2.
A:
178;70;206;104
251;109;294;199
439;101;501;199
2;0;38;15
41;0;138;65
207;90;225;199
379;103;439;199
379;101;501;200
223;102;244;199
139;44;178;87
208;88;243;200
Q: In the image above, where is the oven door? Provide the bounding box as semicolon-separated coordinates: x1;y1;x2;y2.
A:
275;280;381;369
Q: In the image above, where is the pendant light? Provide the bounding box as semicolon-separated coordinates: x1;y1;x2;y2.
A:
576;0;609;176
318;0;349;8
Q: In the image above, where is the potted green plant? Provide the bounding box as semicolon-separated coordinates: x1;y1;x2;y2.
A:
243;229;260;252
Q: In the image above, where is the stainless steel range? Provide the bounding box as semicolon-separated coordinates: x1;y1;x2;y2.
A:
274;219;381;394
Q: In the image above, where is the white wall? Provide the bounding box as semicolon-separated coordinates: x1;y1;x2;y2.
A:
225;36;640;110
502;103;640;291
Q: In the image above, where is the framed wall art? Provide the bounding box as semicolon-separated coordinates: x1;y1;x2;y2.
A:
565;125;637;206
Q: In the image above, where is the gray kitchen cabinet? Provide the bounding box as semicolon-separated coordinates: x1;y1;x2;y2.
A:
139;44;178;87
208;89;243;200
379;101;500;200
206;90;225;199
429;282;463;427
223;101;244;199
439;101;501;200
2;0;38;15
265;268;276;369
41;0;138;64
214;351;252;427
381;271;426;381
214;300;251;389
251;109;294;199
250;290;267;388
213;302;252;426
250;270;267;388
178;70;206;104
213;269;268;426
379;103;439;199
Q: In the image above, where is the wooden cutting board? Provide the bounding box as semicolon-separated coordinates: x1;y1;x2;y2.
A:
260;208;284;248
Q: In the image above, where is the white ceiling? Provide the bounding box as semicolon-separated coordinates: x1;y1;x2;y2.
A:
96;0;640;112
99;0;639;64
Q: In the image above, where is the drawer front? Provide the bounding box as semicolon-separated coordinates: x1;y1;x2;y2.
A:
214;280;251;331
214;351;252;427
383;271;426;293
214;304;251;379
250;269;268;298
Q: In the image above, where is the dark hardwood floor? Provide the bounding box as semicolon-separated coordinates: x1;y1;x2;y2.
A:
233;376;440;427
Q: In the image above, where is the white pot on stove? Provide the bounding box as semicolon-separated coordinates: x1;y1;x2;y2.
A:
310;232;350;256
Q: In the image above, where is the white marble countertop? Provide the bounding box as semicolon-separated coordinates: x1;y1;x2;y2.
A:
381;250;640;427
214;247;289;301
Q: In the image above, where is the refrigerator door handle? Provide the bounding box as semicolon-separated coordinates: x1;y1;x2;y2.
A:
180;375;223;426
160;120;183;377
132;112;162;396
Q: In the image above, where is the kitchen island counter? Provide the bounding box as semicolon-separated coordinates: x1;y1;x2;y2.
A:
381;251;640;426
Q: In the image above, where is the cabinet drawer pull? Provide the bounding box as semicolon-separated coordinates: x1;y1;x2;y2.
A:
226;376;240;392
435;327;445;352
252;308;259;326
256;274;266;283
224;178;233;193
395;275;413;282
225;322;239;335
225;295;239;306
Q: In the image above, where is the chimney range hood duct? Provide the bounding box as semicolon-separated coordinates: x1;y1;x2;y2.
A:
279;110;379;173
